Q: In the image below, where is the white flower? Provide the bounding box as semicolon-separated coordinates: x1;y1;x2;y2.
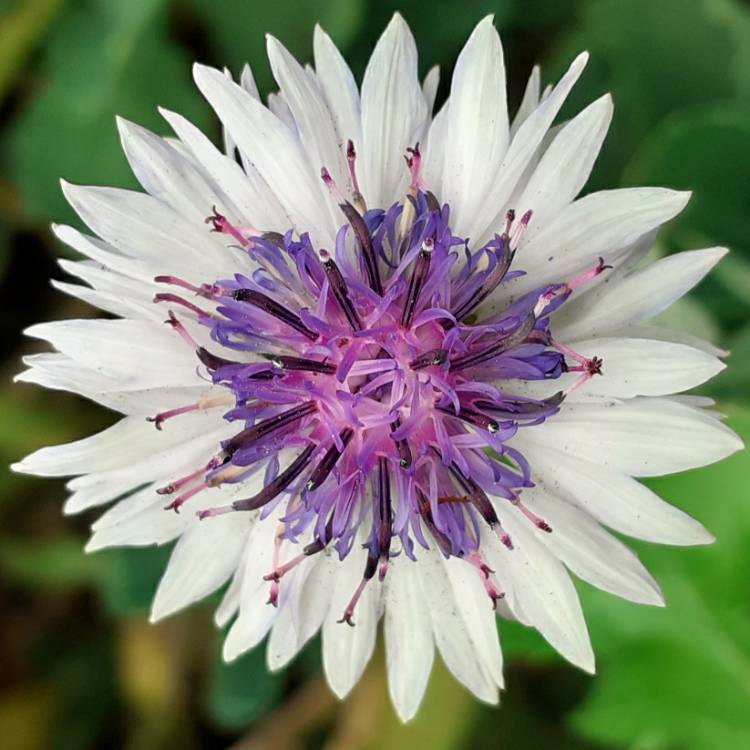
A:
13;13;742;721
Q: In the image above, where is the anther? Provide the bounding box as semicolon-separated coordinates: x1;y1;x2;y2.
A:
199;445;316;518
449;312;536;371
409;348;448;370
321;254;362;331
401;238;433;328
261;353;336;375
306;429;353;491
232;288;318;341
223;402;318;457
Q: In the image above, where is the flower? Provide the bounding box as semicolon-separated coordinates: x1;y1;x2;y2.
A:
13;13;742;721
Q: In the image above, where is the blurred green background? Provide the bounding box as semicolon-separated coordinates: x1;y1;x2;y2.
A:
1;0;749;748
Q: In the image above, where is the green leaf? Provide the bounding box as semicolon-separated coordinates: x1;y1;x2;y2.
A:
9;0;210;225
98;545;172;616
189;0;365;93
624;103;750;329
206;643;284;730
573;408;750;749
0;535;104;589
549;0;750;191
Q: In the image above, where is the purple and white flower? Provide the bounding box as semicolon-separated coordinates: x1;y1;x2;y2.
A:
14;14;742;720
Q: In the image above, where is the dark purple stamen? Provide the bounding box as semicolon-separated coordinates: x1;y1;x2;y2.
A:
437;405;500;433
263;353;336;375
228;444;316;513
321;255;362;330
401;239;433;328
233;288;318;341
339;201;383;296
306;428;354;491
409;348;448;370
375;457;393;580
449;312;536;371
447;460;513;548
391;418;413;468
197;346;233;370
224;401;317;456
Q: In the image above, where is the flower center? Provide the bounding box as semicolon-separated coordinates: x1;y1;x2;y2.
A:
148;145;606;623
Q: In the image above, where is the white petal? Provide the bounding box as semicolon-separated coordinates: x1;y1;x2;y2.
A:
150;513;248;621
160;108;289;230
525;444;715;545
416;547;500;703
384;556;435;722
61;181;236;280
556;247;728;340
117;117;234;220
23;318;203;390
222;515;282;661
519;486;664;605
313;25;362;151
510;65;540;136
513;397;742;477
360;13;427;208
52;224;155;282
267;35;347;219
192;63;335;245
421;65;440;114
321;545;381;699
496;511;595;672
267;553;335;670
441;16;509;239
517;94;613;234
472;52;589;244
13;409;221;477
495;188;691;307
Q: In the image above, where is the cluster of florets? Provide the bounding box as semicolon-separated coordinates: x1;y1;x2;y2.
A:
151;144;606;622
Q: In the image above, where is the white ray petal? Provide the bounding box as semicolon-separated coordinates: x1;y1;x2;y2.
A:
222;514;284;661
508;337;724;401
471;51;589;245
491;188;691;309
321;545;381;699
313;25;362;151
117;118;236;221
359;13;427;208
193;63;335;245
160;108;290;230
441;16;509;239
556;247;728;340
384;556;435;722
421;65;440;114
13;409;222;477
510;65;540;136
23;318;204;390
61;181;237;280
514;397;742;477
524;444;715;545
150;513;248;621
518;486;664;605
267;34;348;210
517;93;613;234
416;547;500;703
496;511;595;672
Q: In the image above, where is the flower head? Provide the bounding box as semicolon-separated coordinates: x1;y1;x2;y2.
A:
14;14;742;720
